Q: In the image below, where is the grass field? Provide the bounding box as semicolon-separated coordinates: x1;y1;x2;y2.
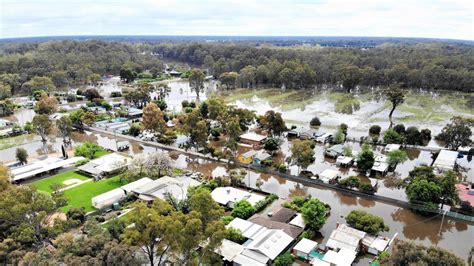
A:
30;170;90;193
60;175;125;213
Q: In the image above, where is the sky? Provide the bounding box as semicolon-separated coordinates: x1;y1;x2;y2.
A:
0;0;472;40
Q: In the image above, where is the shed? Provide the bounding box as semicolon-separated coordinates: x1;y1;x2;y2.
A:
91;188;126;209
433;150;458;172
325;144;344;158
293;238;318;260
385;144;401;152
239;132;267;147
336;156;354;167
289;213;306;228
120;177;153;194
317;169;340;184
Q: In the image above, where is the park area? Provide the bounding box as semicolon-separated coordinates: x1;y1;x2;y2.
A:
31;171;125;212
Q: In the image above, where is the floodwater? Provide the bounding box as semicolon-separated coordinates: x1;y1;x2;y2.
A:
2;80;473;261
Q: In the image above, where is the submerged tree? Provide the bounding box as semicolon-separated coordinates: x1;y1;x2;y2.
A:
56;116;73;144
32;114;53;142
189;68;205;99
385;85;405;128
436;116;473;150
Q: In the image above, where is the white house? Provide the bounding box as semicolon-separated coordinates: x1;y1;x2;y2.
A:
293;238;318;260
433;150;458;172
211;187;265;208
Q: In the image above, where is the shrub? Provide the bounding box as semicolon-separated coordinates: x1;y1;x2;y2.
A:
359;182;374;193
339;176;360;188
405;126;422;145
369;125;381;135
346;210;389;234
74;159;90;167
254;194;278;213
383;129;403;144
74;142;105;159
231;200;256;219
225;228;246;244
277;163;288;173
420;128;431;144
222;215;235;225
274;253;294;266
310;116;321;127
393;124;406;135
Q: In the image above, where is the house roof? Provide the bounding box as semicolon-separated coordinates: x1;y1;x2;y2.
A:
433;150;458;171
289;213;306;228
233;253;266;266
12;156;86;181
246;229;293;261
78;153;130;175
132;176;201;201
294;238;318;254
326;224;366;252
254;151;271;161
248;215;303;239
120;177;153;193
336;156;353;164
211;187;265;207
327;144;344;154
227;218;267;240
240;132;267;142
91;188;125;208
320;248;357;266
318;169;339;180
372;161;389;172
269;208;296;223
216;239;244;262
385;144;401;152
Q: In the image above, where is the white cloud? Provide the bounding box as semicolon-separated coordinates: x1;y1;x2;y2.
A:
0;0;472;40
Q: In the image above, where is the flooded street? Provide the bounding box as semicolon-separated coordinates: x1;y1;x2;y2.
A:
1;80;473;261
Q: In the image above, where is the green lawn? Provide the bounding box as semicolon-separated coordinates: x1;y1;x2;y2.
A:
30;170;90;193
95;149;110;158
60;175;126;213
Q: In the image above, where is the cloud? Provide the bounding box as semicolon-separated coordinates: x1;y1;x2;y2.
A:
0;0;472;40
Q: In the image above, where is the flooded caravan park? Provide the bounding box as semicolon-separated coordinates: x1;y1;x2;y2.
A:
1;79;473;260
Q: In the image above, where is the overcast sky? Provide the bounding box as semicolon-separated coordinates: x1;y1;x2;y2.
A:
1;0;472;40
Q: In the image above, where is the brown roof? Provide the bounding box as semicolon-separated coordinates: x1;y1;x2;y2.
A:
248;215;303;239
270;208;297;223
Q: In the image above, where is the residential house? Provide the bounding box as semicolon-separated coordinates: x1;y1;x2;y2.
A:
293;238;318;260
78;153;130;178
239;132;267;148
433;150;458;173
211;187;265;209
131;176;201;201
325;144;345;158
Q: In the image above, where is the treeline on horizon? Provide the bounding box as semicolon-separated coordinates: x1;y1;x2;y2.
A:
0;40;473;94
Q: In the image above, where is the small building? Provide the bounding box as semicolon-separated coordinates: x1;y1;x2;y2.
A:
317;169;340;184
0;118;13;129
120;177;153;195
315;132;332;143
325;144;344;158
293;238;318;260
87;106;107;114
211;187;265;209
362;235;390;255
433;150;458;172
336;156;354;167
300;129;320;140
216;239;244;263
168;70;182;76
326;224;366;253
287;127;309;138
11;156;86;182
384;144;401;153
132;176;201;201
127;107;143;118
289;213;306;228
239;132;267;148
371;155;390;176
311;248;357;266
91;188;126;209
78;153;130;178
239;150;271;165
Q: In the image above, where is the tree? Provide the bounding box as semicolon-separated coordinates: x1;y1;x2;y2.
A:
87;73;102;86
345;210;389;234
357;143;375;172
0;84;11;100
24;76;56;93
291;139;315;171
189;68;205;99
369;125;381;135
225;228;245;243
301;199;327;231
74;142;103;159
310;116;321;127
190;120;209;151
121;200;176;266
15;148;28;165
207;96;227;121
119;67;137;83
405;126;422;145
380;240;465;266
34;92;58;115
332;129;345;144
383;128;403;144
81;111;96;125
231;200;256;220
84;88;101;101
219;72;238;89
385;85;405;128
32;114;53;142
142;102;165;133
148;152;173;179
406;179;442;207
436;116;473;150
56;116;72;144
66;207;86;223
335;64;361;92
386;149;408;167
393;123;406;135
273;252;295;266
261;110;287;136
263;137;280;155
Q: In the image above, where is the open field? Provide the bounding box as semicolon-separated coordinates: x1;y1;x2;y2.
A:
30;170;90;193
60;175;125;213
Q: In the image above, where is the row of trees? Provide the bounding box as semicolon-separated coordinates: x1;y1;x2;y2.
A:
0;40;165;95
153;42;473;91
